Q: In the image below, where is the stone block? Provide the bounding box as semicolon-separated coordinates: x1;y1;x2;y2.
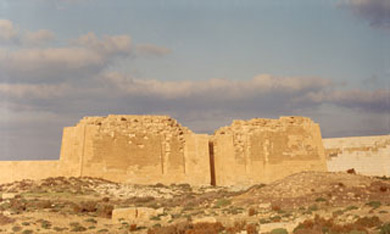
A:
1;193;17;200
192;216;218;224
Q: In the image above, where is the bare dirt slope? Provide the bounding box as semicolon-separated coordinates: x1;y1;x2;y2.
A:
0;172;389;233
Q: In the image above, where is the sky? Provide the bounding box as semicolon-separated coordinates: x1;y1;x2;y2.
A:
0;0;389;160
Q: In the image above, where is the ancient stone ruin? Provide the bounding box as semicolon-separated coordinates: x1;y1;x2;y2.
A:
324;135;390;176
212;116;327;185
60;115;210;185
0;115;329;186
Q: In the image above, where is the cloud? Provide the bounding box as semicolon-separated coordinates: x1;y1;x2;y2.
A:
0;32;133;83
0;71;388;159
0;26;172;83
0;19;55;45
102;72;331;100
73;32;132;56
326;89;390;112
0;47;104;83
136;44;171;57
0;83;70;99
0;72;336;119
300;88;390;113
343;0;390;29
100;72;389;116
0;19;18;42
23;29;55;45
1;70;387;117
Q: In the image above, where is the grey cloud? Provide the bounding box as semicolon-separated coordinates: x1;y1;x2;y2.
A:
343;0;390;29
72;32;132;56
101;72;331;100
0;33;132;83
0;26;172;83
2;71;386;117
301;88;390;113
1;72;388;159
0;19;18;42
0;83;70;99
0;73;333;116
136;44;172;57
0;47;105;83
0;19;55;45
23;29;55;46
326;89;390;112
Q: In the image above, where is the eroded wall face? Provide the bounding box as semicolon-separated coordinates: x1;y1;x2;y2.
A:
63;115;210;185
324;135;390;176
1;115;328;186
213;117;327;186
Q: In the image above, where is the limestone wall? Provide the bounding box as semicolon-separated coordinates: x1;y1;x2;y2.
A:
212;116;327;186
324;135;390;176
0;124;85;184
1;115;331;186
60;115;211;185
0;161;63;184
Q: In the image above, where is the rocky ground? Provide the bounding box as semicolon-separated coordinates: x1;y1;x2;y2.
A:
0;171;389;234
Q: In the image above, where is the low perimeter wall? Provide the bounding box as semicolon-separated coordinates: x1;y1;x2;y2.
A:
324;135;390;176
0;161;70;184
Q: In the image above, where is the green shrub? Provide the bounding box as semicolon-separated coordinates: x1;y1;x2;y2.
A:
345;205;359;211
53;227;68;232
215;199;231;207
333;209;344;217
40;220;52;229
366;201;381;209
379;222;390;234
150;216;161;221
71;226;87;232
69;222;87;232
21;230;33;234
308;204;318;211
270;228;288;234
259;218;270;224
84;218;97;224
348;230;367;234
315;197;327;202
12;226;22;232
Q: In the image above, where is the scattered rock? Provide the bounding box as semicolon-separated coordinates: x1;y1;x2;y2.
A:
1;193;16;200
192;216;217;224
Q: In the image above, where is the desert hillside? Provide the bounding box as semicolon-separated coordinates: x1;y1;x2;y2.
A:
0;171;389;233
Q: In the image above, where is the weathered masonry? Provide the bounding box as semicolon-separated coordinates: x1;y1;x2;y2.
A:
60;115;210;185
212;117;327;185
0;115;328;185
324;135;390;177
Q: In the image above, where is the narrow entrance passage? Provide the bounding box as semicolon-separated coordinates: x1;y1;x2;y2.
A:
208;141;216;186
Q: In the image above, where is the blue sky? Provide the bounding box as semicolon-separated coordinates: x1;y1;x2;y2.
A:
0;0;389;160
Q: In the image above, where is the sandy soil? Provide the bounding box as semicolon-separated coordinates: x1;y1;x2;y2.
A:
0;171;389;233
